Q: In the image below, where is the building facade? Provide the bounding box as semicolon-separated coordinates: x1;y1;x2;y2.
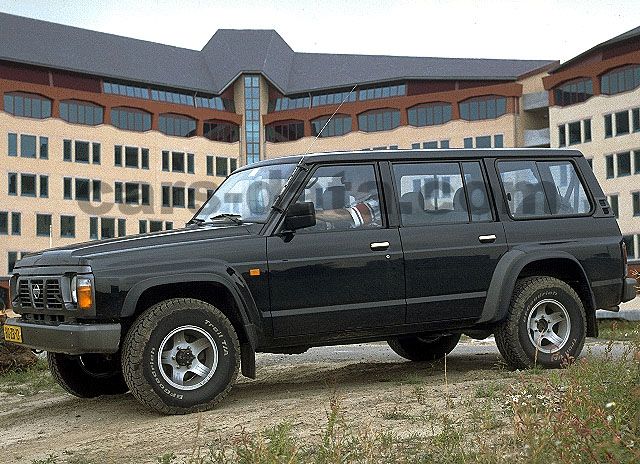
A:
6;13;639;274
544;26;640;262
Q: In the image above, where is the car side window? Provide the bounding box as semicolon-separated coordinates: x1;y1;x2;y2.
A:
461;162;493;222
393;162;469;225
294;164;382;232
498;160;591;218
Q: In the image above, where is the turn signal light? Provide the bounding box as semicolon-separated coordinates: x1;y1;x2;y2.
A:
76;277;93;310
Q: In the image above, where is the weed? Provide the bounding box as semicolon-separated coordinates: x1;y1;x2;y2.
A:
0;358;59;396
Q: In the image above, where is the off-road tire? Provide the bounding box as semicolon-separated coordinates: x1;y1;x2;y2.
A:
121;298;240;415
388;333;461;362
495;276;586;370
47;352;129;398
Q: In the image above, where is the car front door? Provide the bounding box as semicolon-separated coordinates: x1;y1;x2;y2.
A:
267;163;405;337
392;160;508;324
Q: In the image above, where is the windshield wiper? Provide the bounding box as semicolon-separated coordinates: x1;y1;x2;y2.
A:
186;218;205;226
209;214;243;225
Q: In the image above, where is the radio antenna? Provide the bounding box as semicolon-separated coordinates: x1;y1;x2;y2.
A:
305;84;358;155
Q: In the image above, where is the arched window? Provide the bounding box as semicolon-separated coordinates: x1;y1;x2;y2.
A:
203;120;240;142
601;65;640;95
265;120;305;142
459;96;507;121
60;100;104;125
3;92;52;119
311;115;352;137
408;103;452;126
159;113;197;137
358;109;400;132
553;78;593;107
111;107;152;132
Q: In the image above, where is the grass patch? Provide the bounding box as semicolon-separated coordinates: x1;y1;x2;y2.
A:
0;358;59;396
598;319;640;341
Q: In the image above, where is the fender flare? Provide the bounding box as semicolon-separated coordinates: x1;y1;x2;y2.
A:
120;272;259;349
477;249;596;324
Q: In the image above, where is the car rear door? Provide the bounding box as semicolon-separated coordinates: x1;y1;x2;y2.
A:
392;160;508;324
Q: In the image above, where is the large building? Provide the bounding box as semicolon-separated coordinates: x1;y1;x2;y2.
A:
543;26;640;262
1;12;636;274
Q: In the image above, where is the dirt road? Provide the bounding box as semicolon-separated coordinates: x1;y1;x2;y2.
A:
0;338;612;463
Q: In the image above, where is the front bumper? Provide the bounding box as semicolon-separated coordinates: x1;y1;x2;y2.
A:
3;318;121;355
622;277;637;303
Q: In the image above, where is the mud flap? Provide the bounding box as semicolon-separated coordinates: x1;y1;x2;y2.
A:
240;342;256;379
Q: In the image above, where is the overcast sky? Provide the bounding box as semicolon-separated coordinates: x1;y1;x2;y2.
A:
0;0;637;63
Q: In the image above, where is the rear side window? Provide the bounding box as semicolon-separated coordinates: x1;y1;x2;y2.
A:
498;160;591;219
393;162;492;225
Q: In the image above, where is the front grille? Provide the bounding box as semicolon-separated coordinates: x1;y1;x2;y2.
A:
18;278;64;310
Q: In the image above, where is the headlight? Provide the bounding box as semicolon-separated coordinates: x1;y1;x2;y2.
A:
70;275;93;310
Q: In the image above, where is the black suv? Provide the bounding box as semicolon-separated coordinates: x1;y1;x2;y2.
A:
3;149;636;414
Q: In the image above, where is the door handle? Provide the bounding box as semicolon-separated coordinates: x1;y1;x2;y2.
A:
478;234;497;244
370;241;390;251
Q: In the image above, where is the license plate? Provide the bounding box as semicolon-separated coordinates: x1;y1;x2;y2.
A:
3;324;22;343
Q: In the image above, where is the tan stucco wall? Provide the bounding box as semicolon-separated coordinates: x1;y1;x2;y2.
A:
0;111;240;274
264;114;518;158
549;86;640;256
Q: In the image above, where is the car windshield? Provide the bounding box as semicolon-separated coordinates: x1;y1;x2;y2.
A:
193;163;297;223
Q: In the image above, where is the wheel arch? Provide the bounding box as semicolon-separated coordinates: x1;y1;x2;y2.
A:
479;250;597;336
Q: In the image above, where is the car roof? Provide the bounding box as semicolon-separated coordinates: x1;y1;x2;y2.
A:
236;148;585;172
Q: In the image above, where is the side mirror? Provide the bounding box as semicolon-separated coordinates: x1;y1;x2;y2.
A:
283;202;316;231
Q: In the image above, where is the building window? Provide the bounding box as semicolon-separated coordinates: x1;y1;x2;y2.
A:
464;137;473;148
8;252;18;273
601;64;640;95
568;121;581;145
635;151;640;174
623;235;636;260
40;136;48;159
459;96;507;121
162;151;170;171
618;151;631;177
408;103;452;126
633;192;640;217
150;220;163;232
63;139;72;161
158;114;197;137
20;174;36;197
172;187;185;208
162;186;170;207
203;121;240;142
0;212;6;235
64;177;72;199
188;188;196;209
311;115;352;137
114;182;123;204
125;183;139;204
605;114;613;138
310;90;356;108
3;92;52;119
194;95;234;111
269;95;310;112
558;125;566;147
476;136;492;148
111;107;151;132
139;220;147;234
92;142;101;164
75;141;90;163
36;214;51;237
553;78;593;106
171;152;185;172
141;184;150;205
8;173;17;195
230;158;237;172
206;156;214;176
244;75;261;164
187;153;195;174
60;100;104;125
265;121;305;142
90;217;98;240
583;119;592;142
11;212;21;235
20;135;36;158
125;146;139;168
118;219;126;237
358;84;406;101
114;145;123;165
92;180;101;202
40;175;48;198
608;195;619;218
166;222;173;230
615;110;630;136
101;218;115;239
494;135;504;148
358;109;401;132
8;133;17;157
216;157;228;177
141;148;149;169
75;178;91;201
104;81;150;99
